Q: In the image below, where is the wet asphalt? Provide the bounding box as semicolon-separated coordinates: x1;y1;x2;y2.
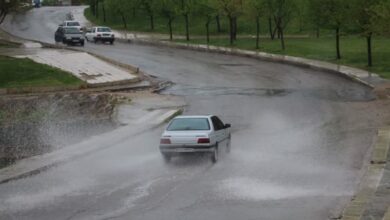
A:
0;6;380;220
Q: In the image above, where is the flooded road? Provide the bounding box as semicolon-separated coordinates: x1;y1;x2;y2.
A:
0;7;380;220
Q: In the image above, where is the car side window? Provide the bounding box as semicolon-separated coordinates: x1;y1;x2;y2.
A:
214;116;225;130
211;116;224;131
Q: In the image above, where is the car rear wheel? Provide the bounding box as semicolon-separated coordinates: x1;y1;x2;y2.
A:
211;144;218;163
110;40;114;45
226;136;231;153
162;154;171;163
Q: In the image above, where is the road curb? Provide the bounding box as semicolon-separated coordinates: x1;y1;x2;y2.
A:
341;127;390;220
0;108;182;184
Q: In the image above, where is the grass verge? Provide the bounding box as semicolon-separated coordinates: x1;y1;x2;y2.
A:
0;55;83;88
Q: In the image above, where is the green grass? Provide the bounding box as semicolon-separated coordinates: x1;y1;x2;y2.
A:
0;56;83;88
175;36;390;78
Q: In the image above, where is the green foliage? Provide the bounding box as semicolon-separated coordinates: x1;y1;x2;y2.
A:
370;0;390;36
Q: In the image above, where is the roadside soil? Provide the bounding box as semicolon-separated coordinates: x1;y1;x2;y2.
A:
0;92;119;168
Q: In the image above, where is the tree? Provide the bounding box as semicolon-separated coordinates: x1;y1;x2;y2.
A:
178;0;197;41
140;0;156;30
154;0;177;40
352;0;384;67
106;0;131;28
312;0;352;59
307;0;323;38
370;0;390;36
266;0;296;50
246;0;266;49
216;0;245;45
197;0;218;43
0;0;19;24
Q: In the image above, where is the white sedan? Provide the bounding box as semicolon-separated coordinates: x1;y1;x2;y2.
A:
85;26;115;44
159;115;231;163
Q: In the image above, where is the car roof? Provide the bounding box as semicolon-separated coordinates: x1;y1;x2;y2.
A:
94;26;112;29
64;20;80;23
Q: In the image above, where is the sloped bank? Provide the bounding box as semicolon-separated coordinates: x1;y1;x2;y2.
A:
0;92;119;168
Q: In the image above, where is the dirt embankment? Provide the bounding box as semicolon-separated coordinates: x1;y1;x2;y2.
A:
0;92;119;167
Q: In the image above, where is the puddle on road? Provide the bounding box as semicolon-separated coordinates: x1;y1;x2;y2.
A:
163;86;291;97
162;85;375;102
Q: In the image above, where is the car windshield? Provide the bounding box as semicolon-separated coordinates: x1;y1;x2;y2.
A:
97;27;111;32
167;118;210;131
67;22;80;26
64;28;81;34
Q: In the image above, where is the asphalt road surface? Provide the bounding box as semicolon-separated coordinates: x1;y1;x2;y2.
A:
0;7;380;220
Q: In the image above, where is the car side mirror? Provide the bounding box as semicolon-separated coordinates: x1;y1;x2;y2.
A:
225;124;231;128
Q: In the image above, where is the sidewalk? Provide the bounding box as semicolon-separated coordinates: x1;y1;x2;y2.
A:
0;28;140;87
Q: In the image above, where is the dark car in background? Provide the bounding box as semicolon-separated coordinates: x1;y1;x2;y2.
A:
54;27;84;46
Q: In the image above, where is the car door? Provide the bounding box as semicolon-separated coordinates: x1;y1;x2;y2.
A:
211;116;224;143
54;27;61;42
214;116;228;141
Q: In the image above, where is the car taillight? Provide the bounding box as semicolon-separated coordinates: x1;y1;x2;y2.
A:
160;138;171;144
197;138;210;144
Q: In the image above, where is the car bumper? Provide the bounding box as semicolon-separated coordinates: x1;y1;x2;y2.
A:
64;39;84;43
160;145;215;154
94;37;115;41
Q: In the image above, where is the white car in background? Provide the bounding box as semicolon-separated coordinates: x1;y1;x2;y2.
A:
159;115;231;163
60;20;83;32
85;26;115;44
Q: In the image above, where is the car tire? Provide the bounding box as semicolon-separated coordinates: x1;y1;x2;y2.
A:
81;41;84;46
211;144;218;163
162;154;171;163
110;40;114;45
226;136;231;153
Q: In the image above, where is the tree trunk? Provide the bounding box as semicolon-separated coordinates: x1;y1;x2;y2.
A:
232;17;237;40
150;14;154;30
367;33;373;67
256;16;260;49
168;18;173;41
184;14;190;41
216;15;221;33
206;21;210;44
95;0;99;18
280;27;285;50
229;16;234;45
102;1;106;23
336;27;341;59
120;11;127;28
268;17;275;40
